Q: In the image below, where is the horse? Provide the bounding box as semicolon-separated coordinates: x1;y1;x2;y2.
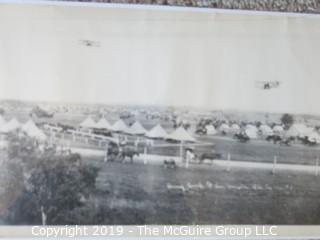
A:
106;142;120;162
298;136;318;146
279;138;293;146
198;152;222;164
233;133;250;143
195;127;206;135
119;147;140;163
266;135;282;144
163;159;177;169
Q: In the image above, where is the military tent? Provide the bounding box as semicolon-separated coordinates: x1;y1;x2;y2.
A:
219;123;230;133
129;121;147;135
111;119;130;132
246;124;258;131
22;120;47;140
80;116;97;128
205;125;216;135
286;124;313;138
167;126;196;142
308;132;320;143
0;118;21;133
95;118;112;130
146;124;168;139
273;125;284;135
259;124;273;136
231;123;241;132
245;127;258;139
0;116;6;127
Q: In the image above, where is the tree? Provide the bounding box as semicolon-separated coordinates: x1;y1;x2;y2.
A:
280;113;294;129
2;133;99;225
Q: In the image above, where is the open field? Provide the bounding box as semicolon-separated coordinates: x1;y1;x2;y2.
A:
197;135;320;165
82;158;320;224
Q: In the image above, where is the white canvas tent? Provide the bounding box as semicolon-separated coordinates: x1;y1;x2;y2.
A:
167;126;196;142
245;124;258;138
146;124;168;139
0;140;8;149
95;118;112;130
219;123;230;133
80;116;97;128
129;121;147;135
273;125;284;135
205;125;216;135
246;124;258;131
111;119;130;132
259;124;273;136
231;123;241;132
0;118;21;133
245;128;258;139
22;120;47;140
0;115;6;126
286;124;313;138
308;132;320;143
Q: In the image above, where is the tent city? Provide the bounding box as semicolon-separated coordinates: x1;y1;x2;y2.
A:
1;100;320;224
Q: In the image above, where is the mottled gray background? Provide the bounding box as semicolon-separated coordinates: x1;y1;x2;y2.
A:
53;0;320;14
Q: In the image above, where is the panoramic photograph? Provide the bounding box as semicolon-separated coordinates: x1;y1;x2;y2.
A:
1;2;320;225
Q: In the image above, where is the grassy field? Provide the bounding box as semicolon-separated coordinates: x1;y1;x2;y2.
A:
61;131;320;166
82;158;320;224
196;135;320;166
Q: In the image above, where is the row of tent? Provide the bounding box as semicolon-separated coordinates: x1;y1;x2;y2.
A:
204;123;284;137
80;116;196;142
0;116;47;141
205;121;320;142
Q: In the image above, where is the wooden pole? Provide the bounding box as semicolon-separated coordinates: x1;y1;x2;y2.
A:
273;156;277;175
186;149;189;169
104;148;108;162
227;153;231;172
143;146;147;164
316;158;319;176
180;141;184;163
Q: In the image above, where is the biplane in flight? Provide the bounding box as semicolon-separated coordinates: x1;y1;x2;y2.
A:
79;40;101;47
255;81;280;90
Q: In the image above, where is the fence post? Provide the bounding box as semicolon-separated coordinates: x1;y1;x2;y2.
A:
316;158;319;176
186;151;189;169
143;146;148;164
180;141;184;163
227;153;231;172
273;156;277;175
104;149;108;162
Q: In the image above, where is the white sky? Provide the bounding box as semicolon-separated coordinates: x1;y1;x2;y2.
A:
0;3;320;115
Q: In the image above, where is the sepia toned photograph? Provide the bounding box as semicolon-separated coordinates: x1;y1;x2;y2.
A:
1;1;320;226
